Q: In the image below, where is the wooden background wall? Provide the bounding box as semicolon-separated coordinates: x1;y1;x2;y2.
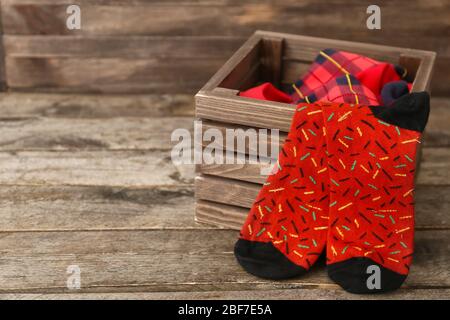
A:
0;0;448;95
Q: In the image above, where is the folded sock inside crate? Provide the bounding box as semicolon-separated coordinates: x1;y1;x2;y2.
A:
239;49;412;105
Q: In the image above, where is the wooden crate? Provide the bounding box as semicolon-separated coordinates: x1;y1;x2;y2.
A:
194;30;436;229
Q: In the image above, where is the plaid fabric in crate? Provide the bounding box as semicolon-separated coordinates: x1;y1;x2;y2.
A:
295;74;379;105
289;48;404;105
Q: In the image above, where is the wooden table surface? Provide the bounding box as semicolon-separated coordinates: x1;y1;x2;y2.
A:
0;93;448;300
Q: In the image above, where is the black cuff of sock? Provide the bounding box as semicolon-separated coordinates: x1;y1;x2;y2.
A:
370;92;430;132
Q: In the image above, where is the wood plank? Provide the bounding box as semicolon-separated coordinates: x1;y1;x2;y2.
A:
0;93;194;118
201;120;284;158
3;36;448;95
0;229;447;292
2;2;448;37
0;116;192;150
431;59;450;96
215;35;261;91
0;5;7;91
198;34;263;93
4;57;223;93
0;185;201;231
261;37;283;86
2;288;450;300
195;200;247;230
196;93;296;132
195;177;450;229
425;97;450;147
408;52;435;93
200;147;450;185
3;35;244;59
0;150;195;187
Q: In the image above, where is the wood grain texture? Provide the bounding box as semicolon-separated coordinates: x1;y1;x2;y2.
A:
4;56;223;93
195;200;248;230
216;36;261;91
2;2;448;37
0;5;6;91
196;92;296;131
261;37;283;86
0;229;448;293
0;151;195;187
3;35;244;59
425;97;450;147
0;92;194;118
0;116;192;150
0;185;199;231
1;288;450;300
195;176;450;230
1;35;242;93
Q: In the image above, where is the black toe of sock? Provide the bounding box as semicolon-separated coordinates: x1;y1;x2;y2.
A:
328;257;407;294
234;239;307;280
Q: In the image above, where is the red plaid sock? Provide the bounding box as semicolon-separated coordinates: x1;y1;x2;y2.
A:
322;92;429;293
290;49;406;105
292;74;379;105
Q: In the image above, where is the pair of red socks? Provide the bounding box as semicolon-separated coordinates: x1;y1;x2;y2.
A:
234;92;430;293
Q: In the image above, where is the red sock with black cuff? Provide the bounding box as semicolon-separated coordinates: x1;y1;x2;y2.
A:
322;92;430;293
234;102;330;279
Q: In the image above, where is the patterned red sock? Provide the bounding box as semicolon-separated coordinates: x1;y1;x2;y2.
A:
234;102;330;279
322;92;429;293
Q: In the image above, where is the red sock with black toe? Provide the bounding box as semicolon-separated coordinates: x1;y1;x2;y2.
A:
322;92;430;293
234;102;330;279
